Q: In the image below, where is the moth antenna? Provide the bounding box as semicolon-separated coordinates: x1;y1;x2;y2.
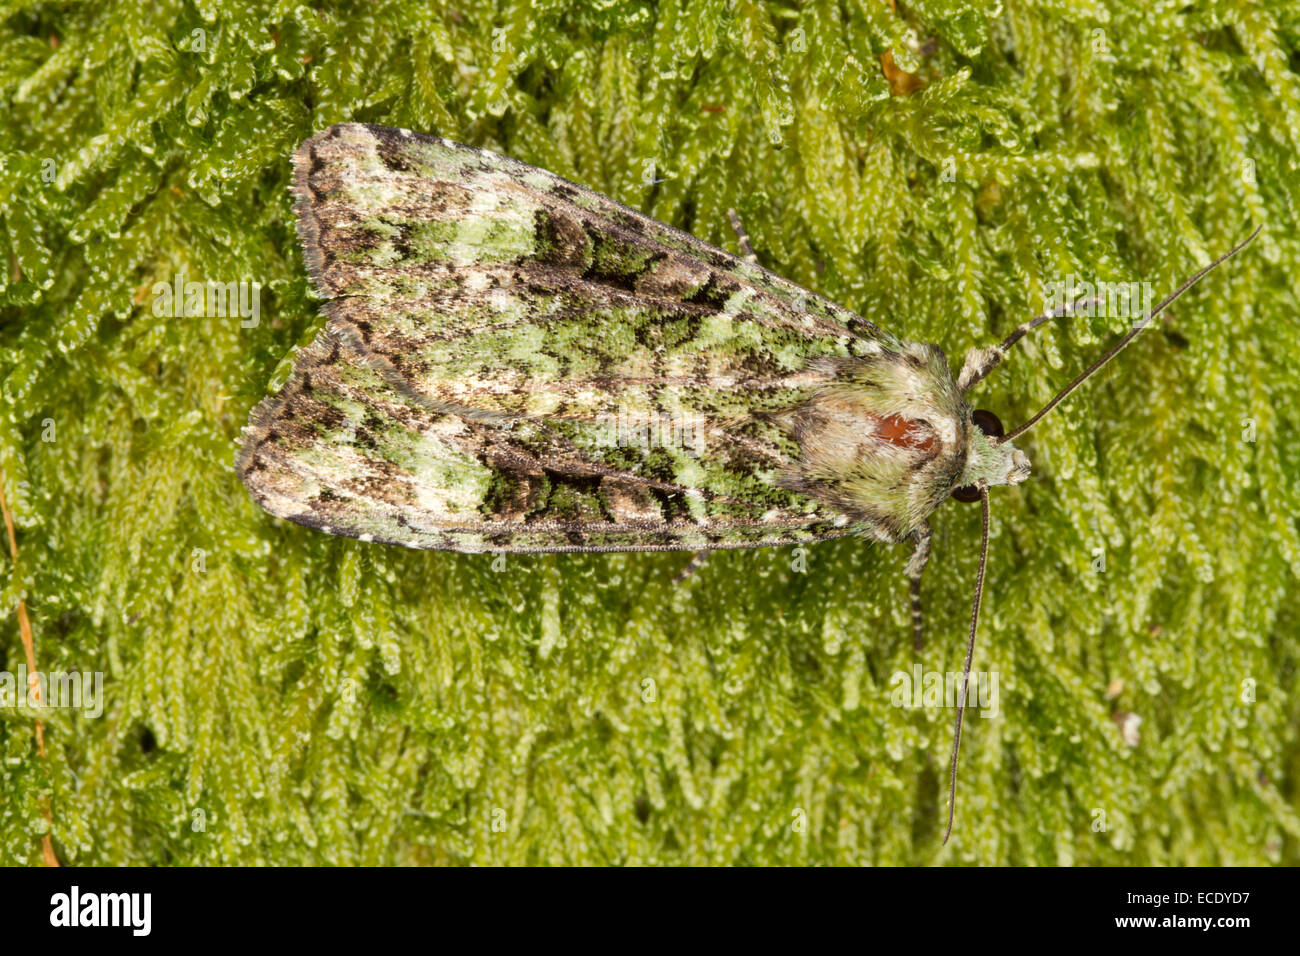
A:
998;224;1263;444
958;294;1107;391
943;482;990;845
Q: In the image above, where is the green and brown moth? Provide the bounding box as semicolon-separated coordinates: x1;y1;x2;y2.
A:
236;123;1261;842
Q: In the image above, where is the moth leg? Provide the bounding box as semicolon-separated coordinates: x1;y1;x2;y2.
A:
674;550;712;584
725;208;757;263
905;523;932;653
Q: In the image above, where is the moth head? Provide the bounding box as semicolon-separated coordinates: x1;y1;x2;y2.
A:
950;409;1028;503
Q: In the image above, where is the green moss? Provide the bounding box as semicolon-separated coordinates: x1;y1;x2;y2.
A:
1;0;1298;865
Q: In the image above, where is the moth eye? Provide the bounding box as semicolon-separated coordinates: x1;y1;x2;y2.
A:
971;408;1004;438
950;484;981;503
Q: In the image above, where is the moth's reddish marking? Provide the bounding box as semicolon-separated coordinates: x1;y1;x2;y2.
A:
872;414;935;452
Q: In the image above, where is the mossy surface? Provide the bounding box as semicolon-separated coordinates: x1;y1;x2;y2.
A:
1;0;1297;865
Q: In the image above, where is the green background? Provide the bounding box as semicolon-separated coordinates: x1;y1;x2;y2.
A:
1;0;1297;865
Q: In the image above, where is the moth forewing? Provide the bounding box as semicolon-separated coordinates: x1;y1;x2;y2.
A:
237;123;964;558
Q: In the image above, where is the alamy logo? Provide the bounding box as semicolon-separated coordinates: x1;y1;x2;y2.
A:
596;406;707;456
0;666;103;717
152;273;261;327
49;886;151;936
1042;276;1155;326
889;664;1000;718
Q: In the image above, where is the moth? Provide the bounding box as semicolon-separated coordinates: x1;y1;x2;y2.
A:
236;123;1260;842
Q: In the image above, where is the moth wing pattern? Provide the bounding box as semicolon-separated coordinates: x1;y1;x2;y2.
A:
236;123;941;553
